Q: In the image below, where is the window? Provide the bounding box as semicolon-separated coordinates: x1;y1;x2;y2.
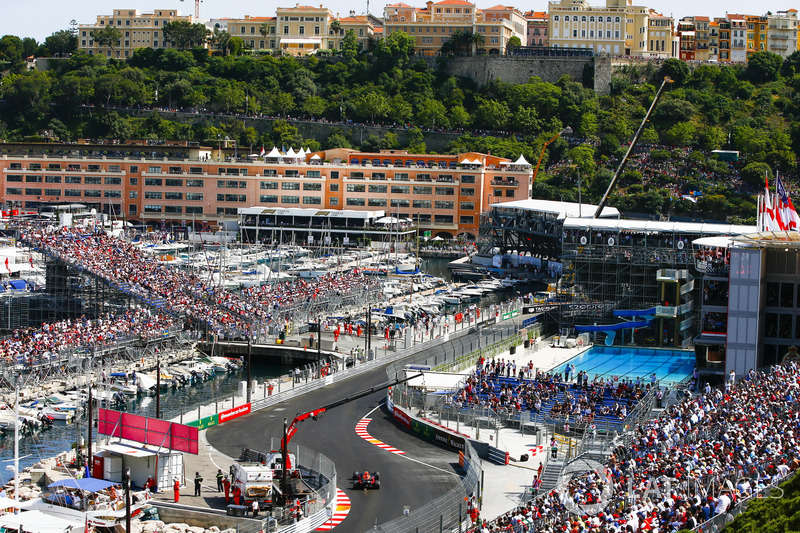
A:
460;202;475;210
281;182;300;190
185;193;203;201
303;183;322;191
216;194;247;202
390;199;410;208
165;179;183;187
413;186;432;194
144;205;162;213
165;205;182;214
330;184;339;192
165;192;183;200
329;197;338;205
186;179;203;187
84;176;101;185
460;188;474;196
368;198;387;207
391;185;410;194
129;191;138;199
346;184;365;192
260;195;278;203
435;201;454;209
307;170;321;178
6;175;22;182
5;188;21;195
84;190;101;198
460;175;475;184
435;187;454;196
28;163;42;171
145;178;162;186
434;214;453;224
25;175;42;183
148;166;162;174
505;190;515;197
330;171;339;179
65;189;81;197
460;215;474;224
145;191;163;199
189;167;203;174
104;190;122;198
369;185;387;193
346;198;365;206
413;200;431;208
281;196;299;204
260;181;278;189
45;188;61;196
45;176;62;184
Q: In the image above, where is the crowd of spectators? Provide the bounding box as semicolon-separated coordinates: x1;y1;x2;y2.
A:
472;363;800;532
451;358;648;427
0;310;175;367
21;226;380;337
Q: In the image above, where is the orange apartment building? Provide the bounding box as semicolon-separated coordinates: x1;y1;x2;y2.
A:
0;142;532;240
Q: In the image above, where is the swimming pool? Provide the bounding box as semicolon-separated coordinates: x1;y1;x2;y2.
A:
551;346;695;385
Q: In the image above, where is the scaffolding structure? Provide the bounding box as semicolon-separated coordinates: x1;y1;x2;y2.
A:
478;207;562;259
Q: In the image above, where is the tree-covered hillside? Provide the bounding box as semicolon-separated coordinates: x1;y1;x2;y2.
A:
3;32;800;221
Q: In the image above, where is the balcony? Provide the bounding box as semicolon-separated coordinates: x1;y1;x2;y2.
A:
656;268;688;281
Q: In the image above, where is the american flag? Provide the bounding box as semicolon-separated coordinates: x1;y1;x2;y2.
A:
775;174;800;231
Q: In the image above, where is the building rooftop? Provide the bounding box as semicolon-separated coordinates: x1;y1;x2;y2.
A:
491;199;620;219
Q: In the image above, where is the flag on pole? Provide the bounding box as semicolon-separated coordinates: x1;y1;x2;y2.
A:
260;146;265;157
775;174;800;231
759;174;779;231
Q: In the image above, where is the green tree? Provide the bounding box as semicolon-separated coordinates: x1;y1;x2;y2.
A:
373;30;415;69
353;92;388;123
406;127;426;153
210;28;232;55
740;161;772;189
657;58;690;86
506;36;522;53
473;99;509;130
745;51;783;82
664;122;696;147
341;30;359;61
301;95;327;118
415;99;448;129
43;30;77;57
163;21;209;51
92;26;123;58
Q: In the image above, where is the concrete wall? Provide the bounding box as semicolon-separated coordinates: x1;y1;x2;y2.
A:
153;502;266;530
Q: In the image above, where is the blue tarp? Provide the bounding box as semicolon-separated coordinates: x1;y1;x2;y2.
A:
613;308;656;317
49;478;117;492
574;319;652;332
8;280;26;290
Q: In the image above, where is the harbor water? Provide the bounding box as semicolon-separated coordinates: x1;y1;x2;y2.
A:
0;360;292;484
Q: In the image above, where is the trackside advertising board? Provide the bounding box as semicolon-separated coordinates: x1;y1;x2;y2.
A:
410;418;466;452
219;403;251;423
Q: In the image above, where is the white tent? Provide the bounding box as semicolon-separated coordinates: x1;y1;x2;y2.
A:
296;148;306;159
310;154;322;160
285;147;297;159
266;147;281;158
470;159;483;166
0;510;80;532
376;216;399;224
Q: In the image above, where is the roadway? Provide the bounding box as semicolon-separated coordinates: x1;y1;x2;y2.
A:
206;359;463;531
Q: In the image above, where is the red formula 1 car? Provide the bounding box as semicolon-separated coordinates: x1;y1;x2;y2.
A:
352;470;380;490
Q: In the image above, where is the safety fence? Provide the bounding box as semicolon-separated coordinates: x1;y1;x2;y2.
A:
368;438;482;533
239;445;336;531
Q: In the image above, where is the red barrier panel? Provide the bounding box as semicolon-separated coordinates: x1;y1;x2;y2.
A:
219;403;251;423
98;409;199;454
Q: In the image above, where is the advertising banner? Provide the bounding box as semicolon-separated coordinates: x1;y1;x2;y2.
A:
219;403;251;423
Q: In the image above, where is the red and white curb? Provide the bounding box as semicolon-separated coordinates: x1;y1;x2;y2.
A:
355;418;406;455
315;488;351;531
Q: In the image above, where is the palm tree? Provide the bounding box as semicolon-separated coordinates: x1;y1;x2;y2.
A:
329;20;342;52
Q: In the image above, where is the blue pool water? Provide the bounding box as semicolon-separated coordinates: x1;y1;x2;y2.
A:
551;346;695;385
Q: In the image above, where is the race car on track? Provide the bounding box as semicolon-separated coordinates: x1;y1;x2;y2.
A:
353;470;380;490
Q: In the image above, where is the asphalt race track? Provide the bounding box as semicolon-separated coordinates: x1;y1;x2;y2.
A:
207;362;463;532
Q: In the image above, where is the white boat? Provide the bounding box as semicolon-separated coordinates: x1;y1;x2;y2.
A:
22;478;152;529
135;373;158;393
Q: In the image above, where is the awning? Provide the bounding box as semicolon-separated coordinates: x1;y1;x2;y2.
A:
102;443;157;457
310;154;322;160
266;147;281;158
376;216;399;224
280;38;323;45
48;478;118;492
0;510;78;532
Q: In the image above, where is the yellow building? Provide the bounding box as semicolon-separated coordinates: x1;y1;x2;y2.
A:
646;10;673;58
767;9;799;58
547;0;650;56
225;16;278;51
78;8;196;58
745;14;768;58
382;0;527;56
